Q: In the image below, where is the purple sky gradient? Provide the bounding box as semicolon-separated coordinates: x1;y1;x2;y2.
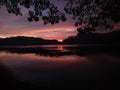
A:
0;0;120;40
0;0;77;40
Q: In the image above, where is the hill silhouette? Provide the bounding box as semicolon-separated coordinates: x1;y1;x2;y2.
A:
0;36;59;46
63;30;120;45
0;30;120;46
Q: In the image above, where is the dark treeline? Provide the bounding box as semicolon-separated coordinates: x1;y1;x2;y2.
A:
0;30;120;46
0;45;119;57
63;30;120;45
0;36;59;46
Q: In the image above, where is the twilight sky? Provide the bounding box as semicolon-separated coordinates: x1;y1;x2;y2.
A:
0;0;120;41
0;0;77;41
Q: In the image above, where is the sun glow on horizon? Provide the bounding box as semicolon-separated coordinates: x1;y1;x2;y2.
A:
0;26;77;40
57;39;63;42
0;36;6;38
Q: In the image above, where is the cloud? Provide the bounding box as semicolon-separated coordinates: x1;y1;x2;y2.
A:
0;3;77;40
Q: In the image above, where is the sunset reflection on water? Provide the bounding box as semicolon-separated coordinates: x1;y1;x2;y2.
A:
0;50;87;68
0;45;120;89
57;45;64;51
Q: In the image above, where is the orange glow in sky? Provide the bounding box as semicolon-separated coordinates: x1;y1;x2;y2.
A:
1;3;119;41
0;5;78;41
58;39;63;42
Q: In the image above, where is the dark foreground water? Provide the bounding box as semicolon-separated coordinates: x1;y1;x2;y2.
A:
0;45;120;90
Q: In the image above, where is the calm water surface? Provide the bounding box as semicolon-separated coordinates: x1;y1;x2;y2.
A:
0;45;120;89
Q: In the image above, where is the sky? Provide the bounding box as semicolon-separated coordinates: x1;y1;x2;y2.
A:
0;0;120;41
0;0;77;41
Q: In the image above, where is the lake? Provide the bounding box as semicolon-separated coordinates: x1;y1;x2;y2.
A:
0;45;120;90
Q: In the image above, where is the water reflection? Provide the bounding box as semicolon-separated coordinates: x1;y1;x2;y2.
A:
0;45;120;89
0;45;120;57
57;45;64;51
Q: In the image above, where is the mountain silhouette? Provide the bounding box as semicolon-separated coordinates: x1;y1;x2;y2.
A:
0;36;59;46
0;30;120;46
63;30;120;45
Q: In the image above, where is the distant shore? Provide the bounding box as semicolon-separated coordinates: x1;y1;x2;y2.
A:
0;30;120;46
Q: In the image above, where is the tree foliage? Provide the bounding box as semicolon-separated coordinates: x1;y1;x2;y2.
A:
0;0;66;25
0;0;120;31
65;0;120;31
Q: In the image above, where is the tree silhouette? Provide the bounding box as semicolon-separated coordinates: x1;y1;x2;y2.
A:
0;0;120;31
65;0;120;31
